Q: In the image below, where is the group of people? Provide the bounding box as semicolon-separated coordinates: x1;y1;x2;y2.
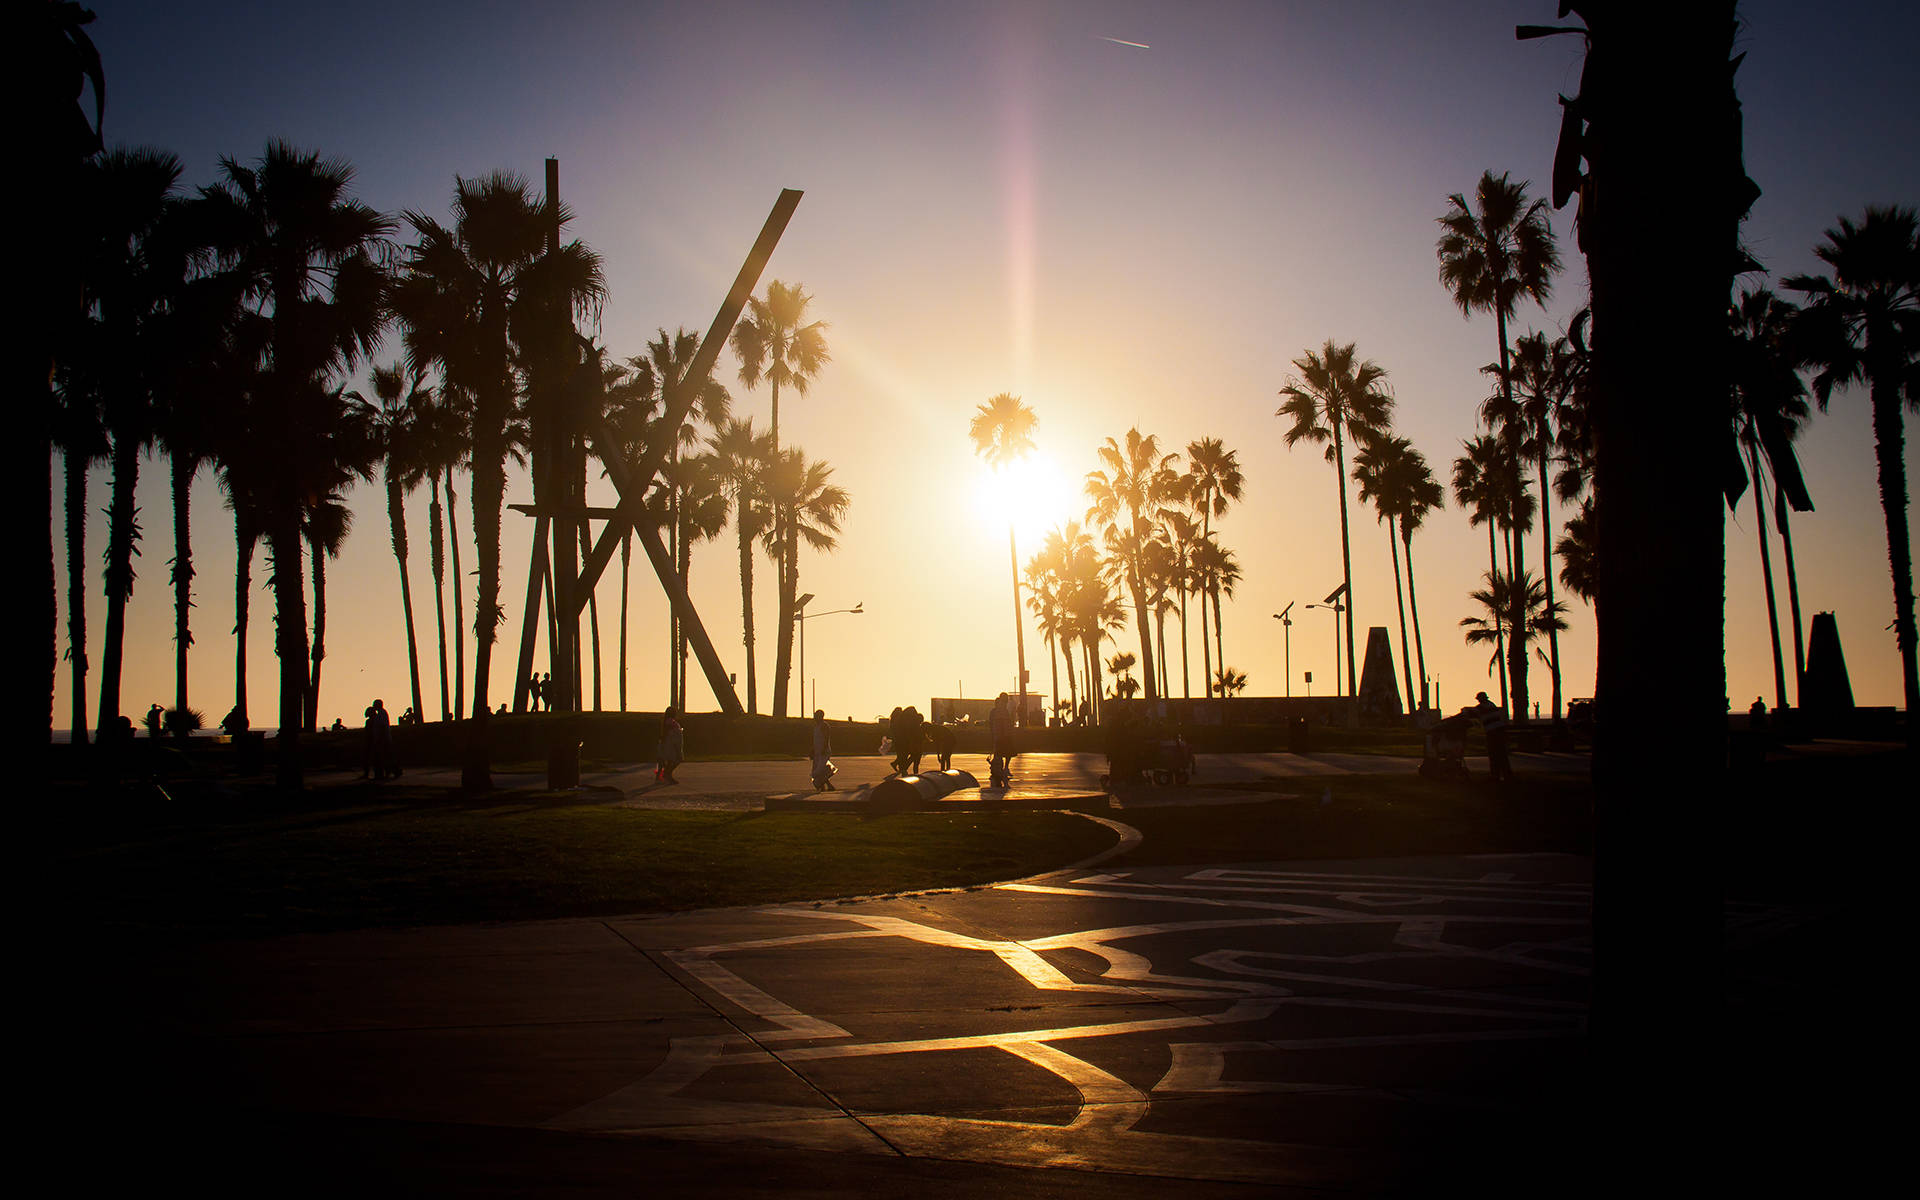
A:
880;706;957;776
361;699;401;779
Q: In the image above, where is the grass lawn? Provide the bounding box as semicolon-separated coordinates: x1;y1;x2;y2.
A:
55;797;1115;940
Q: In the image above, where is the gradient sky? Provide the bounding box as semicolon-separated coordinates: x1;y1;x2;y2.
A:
58;1;1920;729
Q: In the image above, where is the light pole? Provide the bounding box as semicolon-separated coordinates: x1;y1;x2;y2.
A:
1306;600;1346;697
795;597;863;714
1272;603;1294;697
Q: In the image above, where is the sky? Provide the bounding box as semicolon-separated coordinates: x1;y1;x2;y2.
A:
57;0;1920;730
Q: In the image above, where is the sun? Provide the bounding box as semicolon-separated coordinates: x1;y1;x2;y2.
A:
977;451;1081;549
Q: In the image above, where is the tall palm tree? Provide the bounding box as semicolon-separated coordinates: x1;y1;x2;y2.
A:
668;453;730;708
198;141;392;788
971;393;1038;722
1068;566;1127;726
709;417;775;713
1186;437;1243;700
394;172;587;778
1034;522;1098;722
1085;428;1180;702
1494;331;1579;719
410;377;468;722
1396;447;1446;710
52;377;107;744
1159;509;1203;699
1354;434;1418;714
1024;557;1065;722
1558;498;1598;606
1785;205;1920;727
353;363;434;722
732;280;829;717
304;490;355;732
79;147;190;739
1452;433;1531;713
1462;568;1568;695
1195;537;1241;682
1437;170;1561;722
1278;340;1394;700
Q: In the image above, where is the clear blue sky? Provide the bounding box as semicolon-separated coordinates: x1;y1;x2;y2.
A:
61;1;1920;726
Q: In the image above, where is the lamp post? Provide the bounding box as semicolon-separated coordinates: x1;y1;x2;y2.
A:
1305;600;1346;697
1272;603;1295;697
795;597;863;714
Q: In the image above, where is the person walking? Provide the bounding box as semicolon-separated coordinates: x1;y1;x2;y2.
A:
657;706;684;784
810;710;835;791
1468;691;1513;783
989;692;1015;786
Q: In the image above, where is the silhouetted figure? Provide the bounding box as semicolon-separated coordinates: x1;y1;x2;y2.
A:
930;721;956;772
496;703;508;716
810;709;835;791
886;707;906;774
1468;692;1513;783
657;706;684;784
329;717;345;733
901;706;926;774
989;693;1014;787
366;699;399;779
220;706;247;737
144;703;164;738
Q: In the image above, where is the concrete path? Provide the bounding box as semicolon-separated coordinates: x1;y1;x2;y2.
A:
94;844;1604;1194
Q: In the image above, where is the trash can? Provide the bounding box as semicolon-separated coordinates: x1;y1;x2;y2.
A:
1288;717;1310;754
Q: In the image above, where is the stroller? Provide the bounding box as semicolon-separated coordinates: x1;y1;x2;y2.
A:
1419;711;1474;781
1100;731;1195;789
811;758;838;792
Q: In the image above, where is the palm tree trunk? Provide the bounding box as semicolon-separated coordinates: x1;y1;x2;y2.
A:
736;511;758;713
1044;629;1060;724
582;519;602;711
234;514;254;729
668;455;680;712
1332;423;1358;704
1127;567;1158;704
1388;518;1413;715
773;519;798;717
388;474;425;722
1488;524;1508;714
1008;524;1028;724
1198;576;1213;700
618;530;630;711
1746;440;1788;709
1154;607;1168;699
171;454;196;719
1405;527;1429;711
446;471;466;721
64;449;90;745
1179;588;1191;700
1496;310;1530;724
1087;638;1104;725
470;428;505;719
307;532;326;733
1775;486;1807;706
1539;452;1563;720
1211;582;1226;691
675;520;694;710
269;518;308;791
1868;383;1919;731
96;437;139;739
429;475;451;722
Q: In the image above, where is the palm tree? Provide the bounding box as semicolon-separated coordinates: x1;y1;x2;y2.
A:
1461;568;1568;696
1451;433;1532;713
709;417;775;713
394;171;583;776
304;490;356;732
1212;667;1249;698
1278;341;1394;700
971;393;1038;722
1186;437;1243;699
1068;568;1128;725
1354;434;1417;714
1159;509;1203;699
668;453;730;708
761;447;851;712
79;147;190;739
353;363;434;722
1024;557;1065;722
1034;522;1097;722
198;141;392;788
1786;206;1920;727
409;378;468;722
1558;499;1598;606
52;378;107;744
1106;651;1139;700
1396;447;1446;711
1437;170;1561;723
732;280;829;717
1195;537;1241;681
1494;331;1579;719
1085;428;1180;702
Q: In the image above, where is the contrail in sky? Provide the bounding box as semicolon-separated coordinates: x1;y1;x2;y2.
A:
1098;36;1150;49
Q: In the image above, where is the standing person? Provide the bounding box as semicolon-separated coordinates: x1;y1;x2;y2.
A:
989;692;1015;786
902;706;926;774
886;707;906;775
144;703;164;737
810;709;835;791
367;699;399;780
1468;691;1513;783
657;705;684;784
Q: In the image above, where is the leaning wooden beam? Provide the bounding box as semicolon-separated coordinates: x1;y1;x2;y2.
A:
512;515;551;713
573;188;802;608
589;410;745;715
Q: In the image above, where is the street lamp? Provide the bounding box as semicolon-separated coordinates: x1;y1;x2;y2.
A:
795;597;863;714
1305;600;1346;698
1272;603;1294;698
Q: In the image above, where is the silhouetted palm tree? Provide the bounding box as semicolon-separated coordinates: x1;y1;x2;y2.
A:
1495;331;1579;719
761;447;850;712
353;363;434;722
1033;522;1097;722
304;488;357;732
971;393;1038;721
1461;569;1568;697
199;141;392;787
667;452;729;708
1451;433;1532;713
52;378;107;743
1438;171;1560;722
1195;537;1241;681
1396;447;1445;710
1106;651;1139;700
1558;499;1597;606
409;378;468;722
709;417;775;713
1086;429;1180;702
79;146;190;739
1024;556;1065;721
1278;341;1394;699
1355;434;1418;714
1212;667;1249;698
1186;437;1242;699
732;280;829;718
1159;509;1203;699
1786;205;1920;726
